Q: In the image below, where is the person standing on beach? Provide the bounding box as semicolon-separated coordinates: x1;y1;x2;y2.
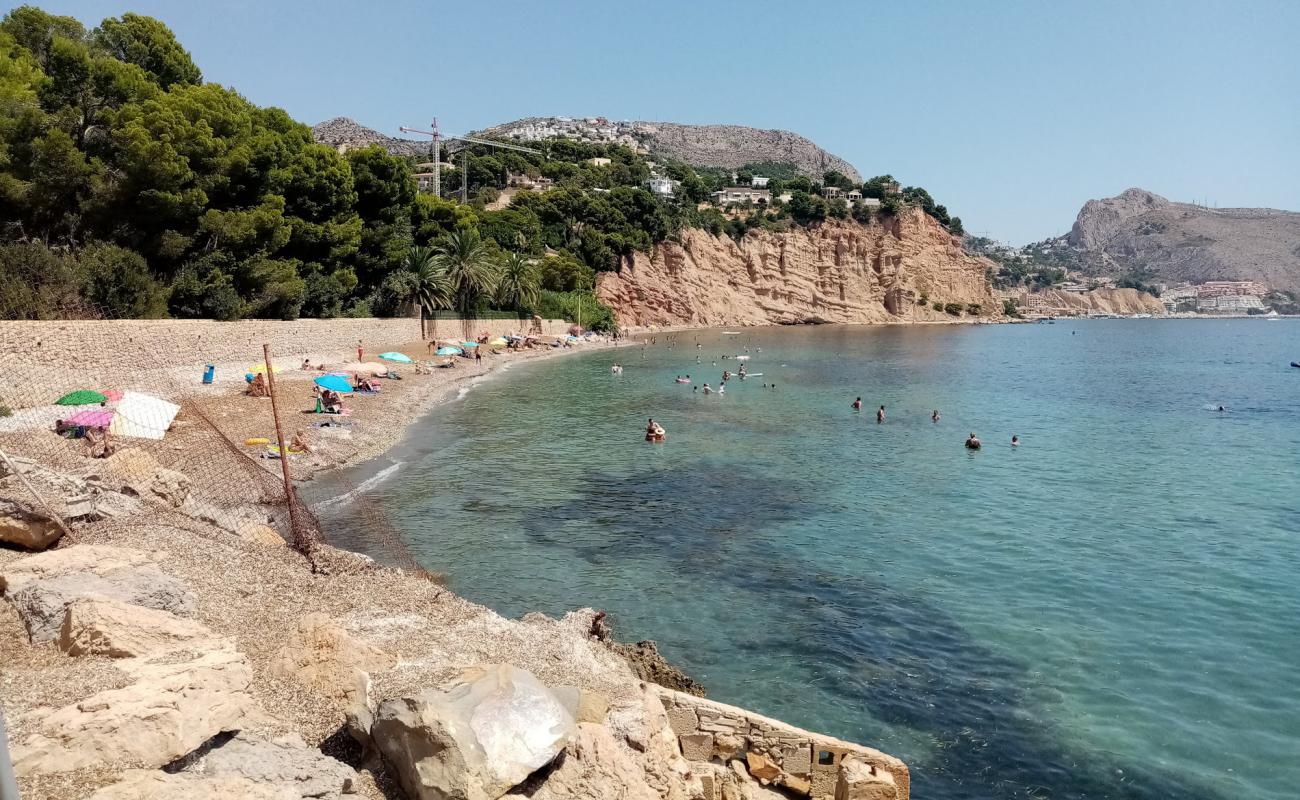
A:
877;405;886;423
475;349;482;366
357;340;363;361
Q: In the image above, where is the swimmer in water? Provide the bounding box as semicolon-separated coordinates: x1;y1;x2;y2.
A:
876;405;886;423
702;383;712;394
965;432;981;449
1011;435;1019;446
932;409;940;422
853;397;862;411
1217;405;1225;412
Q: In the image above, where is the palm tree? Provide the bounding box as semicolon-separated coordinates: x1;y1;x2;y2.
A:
496;252;540;315
404;245;452;339
431;229;500;336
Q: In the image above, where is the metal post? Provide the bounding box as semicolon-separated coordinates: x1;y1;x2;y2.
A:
432;119;440;199
0;707;20;800
261;345;305;555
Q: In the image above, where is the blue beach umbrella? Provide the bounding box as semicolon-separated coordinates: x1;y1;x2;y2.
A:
436;346;462;356
378;352;413;363
461;341;479;348
314;374;354;393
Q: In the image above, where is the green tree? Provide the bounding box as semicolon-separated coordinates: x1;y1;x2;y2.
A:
431;228;500;318
93;13;200;89
496;251;540;313
76;241;166;317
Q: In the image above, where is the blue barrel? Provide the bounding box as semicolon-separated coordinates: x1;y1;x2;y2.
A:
202;364;215;384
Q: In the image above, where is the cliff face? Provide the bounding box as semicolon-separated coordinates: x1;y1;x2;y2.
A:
1028;287;1165;315
1063;187;1300;292
597;209;996;328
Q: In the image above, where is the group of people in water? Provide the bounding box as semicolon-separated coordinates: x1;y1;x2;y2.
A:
852;399;1019;448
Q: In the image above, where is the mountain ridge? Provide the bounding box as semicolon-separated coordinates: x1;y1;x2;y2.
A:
1057;188;1300;292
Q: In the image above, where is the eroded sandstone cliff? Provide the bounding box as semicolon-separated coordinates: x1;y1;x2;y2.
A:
1027;287;1165;315
597;209;997;328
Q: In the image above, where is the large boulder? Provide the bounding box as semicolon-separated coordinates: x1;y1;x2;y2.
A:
12;646;256;775
372;664;577;800
271;613;395;705
10;565;196;643
0;499;62;550
505;722;660;800
59;595;212;657
186;731;359;799
85;448;191;507
0;544;155;594
88;770;299;799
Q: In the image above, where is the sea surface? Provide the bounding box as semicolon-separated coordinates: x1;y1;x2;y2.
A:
313;319;1300;800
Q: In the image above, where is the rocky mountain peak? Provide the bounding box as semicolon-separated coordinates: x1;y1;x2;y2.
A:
1069;188;1172;249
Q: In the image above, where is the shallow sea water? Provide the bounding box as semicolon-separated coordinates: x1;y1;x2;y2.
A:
315;319;1300;800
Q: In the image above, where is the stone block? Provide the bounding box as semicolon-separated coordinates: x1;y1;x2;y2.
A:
712;732;745;760
779;743;813;775
679;732;714;761
834;755;898;800
666;705;699;736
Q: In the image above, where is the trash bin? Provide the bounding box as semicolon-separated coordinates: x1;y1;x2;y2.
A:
202;364;215;384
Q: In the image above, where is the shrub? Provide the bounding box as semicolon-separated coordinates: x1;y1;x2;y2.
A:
77;245;168;319
918;292;929;305
0;403;11;418
944;302;963;316
1002;298;1022;318
966;303;982;315
932;301;943;311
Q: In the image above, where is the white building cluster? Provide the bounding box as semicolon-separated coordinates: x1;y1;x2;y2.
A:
1159;281;1270;313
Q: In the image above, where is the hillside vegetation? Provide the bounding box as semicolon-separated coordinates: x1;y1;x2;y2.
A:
0;5;963;327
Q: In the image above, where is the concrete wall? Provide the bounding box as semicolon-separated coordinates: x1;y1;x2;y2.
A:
653;687;909;800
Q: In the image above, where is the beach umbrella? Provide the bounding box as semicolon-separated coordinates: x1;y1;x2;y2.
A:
108;392;179;440
489;337;508;346
436;346;462;356
56;389;106;406
314;375;354;394
461;341;479;348
102;389;123;401
378;352;413;364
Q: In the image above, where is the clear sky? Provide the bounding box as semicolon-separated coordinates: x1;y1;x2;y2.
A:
14;0;1299;243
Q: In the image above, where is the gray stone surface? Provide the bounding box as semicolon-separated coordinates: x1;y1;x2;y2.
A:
11;565;196;643
189;731;359;799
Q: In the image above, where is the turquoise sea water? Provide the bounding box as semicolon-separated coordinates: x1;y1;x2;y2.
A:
316;319;1300;800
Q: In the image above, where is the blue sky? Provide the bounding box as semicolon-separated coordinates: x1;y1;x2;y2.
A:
14;0;1299;243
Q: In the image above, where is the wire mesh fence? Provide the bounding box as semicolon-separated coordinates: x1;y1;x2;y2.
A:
0;296;438;578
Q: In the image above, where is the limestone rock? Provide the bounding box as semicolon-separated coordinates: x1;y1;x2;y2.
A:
86;448;191;507
89;769;299;799
597;211;996;329
505;722;659;800
372;663;577;800
187;731;359;799
13;646;256;775
238;522;285;546
0;543;155;594
10;565;196;643
58;595;212;657
0;499;62;550
835;755;899;800
271;613;396;704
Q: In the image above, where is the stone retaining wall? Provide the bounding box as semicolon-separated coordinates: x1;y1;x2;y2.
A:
653;686;909;799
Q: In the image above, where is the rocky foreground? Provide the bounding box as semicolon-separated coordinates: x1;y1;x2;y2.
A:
1;343;910;800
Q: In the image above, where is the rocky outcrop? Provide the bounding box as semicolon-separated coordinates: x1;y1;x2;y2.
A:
471;117;860;181
13;646;257;774
58;595;212;657
185;732;360;799
371;664;577;800
10;562;196;643
0;543;154;594
88;770;301;799
271;612;396;704
1024;287;1165;315
1063;187;1300;292
597;211;996;328
312;117;430;157
0;499;61;550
